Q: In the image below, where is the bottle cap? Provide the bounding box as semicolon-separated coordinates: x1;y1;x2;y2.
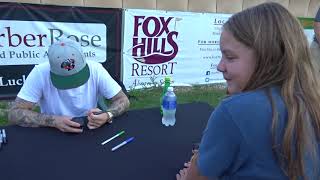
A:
165;77;170;82
167;86;173;91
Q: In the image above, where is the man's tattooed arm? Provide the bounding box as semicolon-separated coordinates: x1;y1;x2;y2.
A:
107;91;130;117
8;97;56;128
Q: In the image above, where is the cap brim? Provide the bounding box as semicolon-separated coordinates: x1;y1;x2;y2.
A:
50;64;90;90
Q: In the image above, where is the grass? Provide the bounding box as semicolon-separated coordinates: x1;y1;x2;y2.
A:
0;101;8;126
128;85;226;110
0;117;6;126
0;84;226;126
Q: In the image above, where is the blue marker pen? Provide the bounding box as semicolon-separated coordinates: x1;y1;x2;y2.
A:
111;137;134;152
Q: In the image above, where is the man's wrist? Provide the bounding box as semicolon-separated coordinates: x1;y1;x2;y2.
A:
106;111;113;123
47;115;57;128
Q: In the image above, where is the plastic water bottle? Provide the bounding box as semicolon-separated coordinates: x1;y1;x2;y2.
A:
160;77;171;115
162;86;177;126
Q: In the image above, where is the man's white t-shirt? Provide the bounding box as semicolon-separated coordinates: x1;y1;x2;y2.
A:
17;61;121;117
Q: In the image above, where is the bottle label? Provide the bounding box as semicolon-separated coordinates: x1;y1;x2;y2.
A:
162;100;176;110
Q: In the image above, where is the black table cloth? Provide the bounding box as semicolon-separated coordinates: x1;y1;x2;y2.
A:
0;102;213;180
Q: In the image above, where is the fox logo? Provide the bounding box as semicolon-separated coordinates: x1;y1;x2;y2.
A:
60;59;75;71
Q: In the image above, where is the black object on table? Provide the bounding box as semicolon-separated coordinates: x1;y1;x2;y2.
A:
0;103;213;180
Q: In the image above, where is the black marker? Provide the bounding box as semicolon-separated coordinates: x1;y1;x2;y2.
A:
93;111;106;115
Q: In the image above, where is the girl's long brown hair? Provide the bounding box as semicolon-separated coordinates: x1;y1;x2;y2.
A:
223;2;320;179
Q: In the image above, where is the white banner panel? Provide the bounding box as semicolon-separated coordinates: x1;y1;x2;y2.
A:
123;9;231;90
0;20;107;65
123;9;315;90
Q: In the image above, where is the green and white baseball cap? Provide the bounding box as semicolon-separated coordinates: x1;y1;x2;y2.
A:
48;38;90;89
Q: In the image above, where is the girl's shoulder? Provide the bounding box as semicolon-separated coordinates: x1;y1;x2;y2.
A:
222;86;281;106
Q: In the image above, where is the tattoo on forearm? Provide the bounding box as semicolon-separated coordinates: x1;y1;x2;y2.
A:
8;97;55;128
107;91;130;117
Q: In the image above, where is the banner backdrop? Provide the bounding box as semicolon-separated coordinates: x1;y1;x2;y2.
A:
123;10;316;90
123;9;231;90
0;2;122;99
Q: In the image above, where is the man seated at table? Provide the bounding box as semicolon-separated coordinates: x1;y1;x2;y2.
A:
8;38;130;133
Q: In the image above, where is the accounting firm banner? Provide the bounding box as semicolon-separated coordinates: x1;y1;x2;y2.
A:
123;9;231;90
0;2;122;99
0;20;106;65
